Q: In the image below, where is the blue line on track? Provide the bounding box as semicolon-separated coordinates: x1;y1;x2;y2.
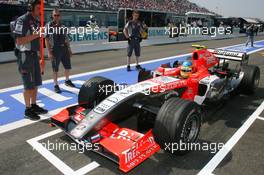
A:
1;41;264;125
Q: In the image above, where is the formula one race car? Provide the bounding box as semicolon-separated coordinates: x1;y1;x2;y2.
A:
51;45;260;173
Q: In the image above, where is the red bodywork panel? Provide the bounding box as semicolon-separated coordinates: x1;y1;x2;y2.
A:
152;48;219;101
51;107;160;173
52;109;70;125
51;47;220;173
52;106;86;126
99;123;160;173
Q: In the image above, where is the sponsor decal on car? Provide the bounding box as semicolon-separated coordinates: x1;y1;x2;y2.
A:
94;81;159;114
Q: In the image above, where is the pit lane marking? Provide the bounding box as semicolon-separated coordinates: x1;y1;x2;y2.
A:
0;53;189;133
27;129;100;175
1;40;264;133
198;100;264;175
257;116;264;121
5;40;264;175
0;53;189;94
1;39;264;94
38;88;73;102
0;104;77;134
0;99;9;112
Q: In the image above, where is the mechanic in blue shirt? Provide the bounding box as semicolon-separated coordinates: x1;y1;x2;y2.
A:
45;8;75;93
123;10;144;72
13;0;48;120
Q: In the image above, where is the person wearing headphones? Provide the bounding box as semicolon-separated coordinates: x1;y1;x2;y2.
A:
13;0;48;120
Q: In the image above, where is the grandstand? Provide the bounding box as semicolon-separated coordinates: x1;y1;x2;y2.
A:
0;0;213;14
0;0;218;52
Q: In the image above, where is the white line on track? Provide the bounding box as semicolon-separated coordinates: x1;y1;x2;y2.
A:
0;106;8;113
198;100;264;175
27;129;100;175
75;162;100;175
257;116;264;121
248;47;264;54
1;40;264;134
60;80;85;94
38;88;73;102
0;53;189;94
0;53;189;133
0;103;77;134
1;39;264;94
2;40;264;175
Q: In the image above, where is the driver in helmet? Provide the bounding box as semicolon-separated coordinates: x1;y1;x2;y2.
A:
180;61;193;78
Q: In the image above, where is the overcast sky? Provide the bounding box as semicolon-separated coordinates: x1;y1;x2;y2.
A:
189;0;264;20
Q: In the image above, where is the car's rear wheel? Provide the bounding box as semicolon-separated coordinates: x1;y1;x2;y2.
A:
237;65;260;94
78;76;116;108
153;97;202;155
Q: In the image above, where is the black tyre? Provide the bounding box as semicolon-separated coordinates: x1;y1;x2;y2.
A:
78;76;116;108
153;98;202;155
138;69;152;82
238;65;260;94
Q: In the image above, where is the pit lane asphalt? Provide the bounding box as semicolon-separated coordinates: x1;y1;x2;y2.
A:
1;36;264;175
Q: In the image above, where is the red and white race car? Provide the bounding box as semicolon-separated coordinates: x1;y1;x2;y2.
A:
51;45;260;173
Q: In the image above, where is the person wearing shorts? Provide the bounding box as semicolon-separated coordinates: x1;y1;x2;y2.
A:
14;0;48;120
123;10;144;72
45;8;74;93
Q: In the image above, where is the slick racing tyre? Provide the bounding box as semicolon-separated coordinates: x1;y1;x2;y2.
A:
238;65;260;94
153;97;202;155
78;76;116;108
138;69;152;82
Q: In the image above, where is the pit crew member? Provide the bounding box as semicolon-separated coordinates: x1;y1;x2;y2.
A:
45;8;75;93
14;0;48;120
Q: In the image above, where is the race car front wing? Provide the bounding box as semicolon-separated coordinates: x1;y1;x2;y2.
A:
51;105;160;173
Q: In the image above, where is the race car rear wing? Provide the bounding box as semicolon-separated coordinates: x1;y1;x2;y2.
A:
208;49;249;63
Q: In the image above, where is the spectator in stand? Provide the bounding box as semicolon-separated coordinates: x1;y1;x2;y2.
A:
4;0;213;14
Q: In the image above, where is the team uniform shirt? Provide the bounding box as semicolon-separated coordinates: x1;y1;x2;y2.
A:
14;12;40;52
125;20;144;57
45;21;72;72
125;20;144;39
45;21;69;49
13;12;42;90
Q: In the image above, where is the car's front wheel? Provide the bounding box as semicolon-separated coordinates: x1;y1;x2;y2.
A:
78;76;116;108
153;97;202;155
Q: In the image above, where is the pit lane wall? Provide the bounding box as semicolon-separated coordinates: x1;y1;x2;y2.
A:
0;27;257;63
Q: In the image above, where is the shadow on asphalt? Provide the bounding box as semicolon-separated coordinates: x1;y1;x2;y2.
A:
43;87;264;175
205;87;264;128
